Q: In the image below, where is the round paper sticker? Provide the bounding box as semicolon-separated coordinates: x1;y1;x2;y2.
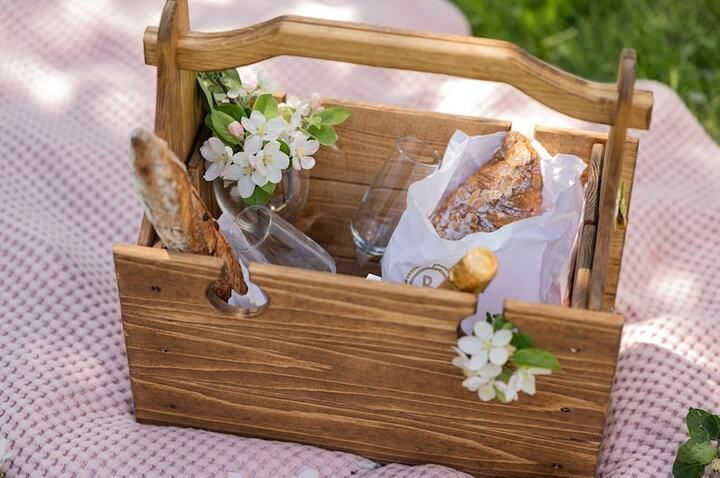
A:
404;263;449;287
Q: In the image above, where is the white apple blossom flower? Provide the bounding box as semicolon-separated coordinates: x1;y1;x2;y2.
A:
241;110;287;143
509;367;552;396
289;133;319;170
309;92;322;110
226;87;249;100
495;380;519;402
280;95;310;116
200;137;233;181
255;69;278;94
457;321;513;368
461;363;502;401
224;136;267;198
254;141;290;184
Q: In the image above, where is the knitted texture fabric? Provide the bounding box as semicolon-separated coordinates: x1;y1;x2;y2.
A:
1;1;719;477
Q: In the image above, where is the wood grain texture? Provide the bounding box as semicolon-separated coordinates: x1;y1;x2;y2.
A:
588;50;637;311
138;0;202;247
113;244;622;477
571;144;604;308
534;127;639;310
142;15;653;129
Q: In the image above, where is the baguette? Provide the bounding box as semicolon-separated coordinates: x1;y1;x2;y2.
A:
430;131;542;240
130;128;247;298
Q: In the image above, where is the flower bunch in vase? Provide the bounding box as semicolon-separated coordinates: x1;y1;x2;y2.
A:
197;68;350;210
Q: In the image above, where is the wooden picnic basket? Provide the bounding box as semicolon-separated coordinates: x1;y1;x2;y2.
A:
112;1;654;476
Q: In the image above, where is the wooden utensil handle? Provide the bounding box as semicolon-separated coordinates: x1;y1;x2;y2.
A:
143;11;652;129
438;248;498;294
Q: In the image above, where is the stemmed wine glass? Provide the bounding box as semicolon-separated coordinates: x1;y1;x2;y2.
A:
228;205;336;273
350;137;441;275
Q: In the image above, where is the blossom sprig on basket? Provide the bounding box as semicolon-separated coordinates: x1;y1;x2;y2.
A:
453;313;560;403
196;68;351;205
672;408;720;478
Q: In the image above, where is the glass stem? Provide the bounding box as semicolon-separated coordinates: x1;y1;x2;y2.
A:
351;249;373;276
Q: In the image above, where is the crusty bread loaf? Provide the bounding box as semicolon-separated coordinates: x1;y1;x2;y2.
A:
130;128;247;298
430;131;542;240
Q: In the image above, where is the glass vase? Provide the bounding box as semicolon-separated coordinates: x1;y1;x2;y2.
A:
214;167;310;222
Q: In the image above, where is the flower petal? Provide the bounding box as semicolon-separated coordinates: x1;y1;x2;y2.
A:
266;118;287;140
466;351;489;370
208;137;226;154
291;156;302;171
273;151;290;170
241;116;255;133
251;170;268;186
492;329;513;346
300;155;316;169
457;336;483;355
238;177;256;198
203;162;224;181
304;139;320;155
223;164;243;180
477;363;502;380
477;383;496;402
462;376;485;392
243;135;263;154
200;141;215;161
265;166;282;183
263;141;280;154
489;346;509;366
473;321;494;340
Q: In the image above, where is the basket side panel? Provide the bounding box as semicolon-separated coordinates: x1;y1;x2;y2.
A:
114;245;623;477
535;126;640;311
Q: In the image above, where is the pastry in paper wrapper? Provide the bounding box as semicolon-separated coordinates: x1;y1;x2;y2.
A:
381;130;586;329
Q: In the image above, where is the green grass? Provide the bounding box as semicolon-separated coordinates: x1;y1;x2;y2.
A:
451;0;720;141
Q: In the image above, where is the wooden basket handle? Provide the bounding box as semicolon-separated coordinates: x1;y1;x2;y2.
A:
143;13;652;129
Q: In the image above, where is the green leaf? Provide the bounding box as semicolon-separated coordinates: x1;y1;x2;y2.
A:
318;107;351;125
220;68;242;90
677;439;717;465
687;408;720;442
253;94;278;119
512;349;561;370
216;103;247;122
197;75;216;113
204;114;213;131
492;314;507;331
672;460;706;478
242;182;276;206
278;140;291;156
510;333;534;349
209;110;240;145
307;125;337;146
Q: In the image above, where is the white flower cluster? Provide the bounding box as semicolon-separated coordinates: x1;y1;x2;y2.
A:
453;320;554;403
199;70;324;200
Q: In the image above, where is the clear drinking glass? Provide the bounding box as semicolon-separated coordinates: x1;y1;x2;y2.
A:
350;137;441;275
228;205;336;273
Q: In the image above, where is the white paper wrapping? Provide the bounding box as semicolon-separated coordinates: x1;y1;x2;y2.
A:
381;130;586;332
